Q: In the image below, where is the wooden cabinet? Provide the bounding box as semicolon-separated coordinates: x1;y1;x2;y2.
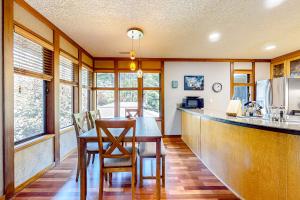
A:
271;53;300;79
287;56;300;78
181;111;201;157
271;61;287;79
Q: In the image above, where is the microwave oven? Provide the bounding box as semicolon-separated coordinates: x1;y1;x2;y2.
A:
182;96;204;109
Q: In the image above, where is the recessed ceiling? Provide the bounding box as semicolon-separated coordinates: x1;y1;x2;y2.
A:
25;0;300;59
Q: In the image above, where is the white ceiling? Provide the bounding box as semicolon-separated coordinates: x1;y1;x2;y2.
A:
25;0;300;59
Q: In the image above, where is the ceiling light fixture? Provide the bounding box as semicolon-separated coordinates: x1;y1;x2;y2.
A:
264;0;286;9
265;44;277;51
127;28;144;77
209;32;221;42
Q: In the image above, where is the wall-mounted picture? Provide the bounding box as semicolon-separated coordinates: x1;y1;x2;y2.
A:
184;75;204;90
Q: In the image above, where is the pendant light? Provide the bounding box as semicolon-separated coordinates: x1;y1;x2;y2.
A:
127;28;143;72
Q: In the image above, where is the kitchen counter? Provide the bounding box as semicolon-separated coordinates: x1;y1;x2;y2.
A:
178;107;300;135
179;108;300;199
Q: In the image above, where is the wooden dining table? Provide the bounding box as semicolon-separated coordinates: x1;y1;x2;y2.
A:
78;117;162;200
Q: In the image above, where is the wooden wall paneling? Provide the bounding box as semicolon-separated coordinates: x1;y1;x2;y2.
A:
199;117;287;199
271;49;300;64
230;62;234;99
287;134;300;199
13;22;53;50
160;61;165;136
138;60;143;116
3;0;15;197
252;62;256;100
78;50;82;112
51;30;60;165
114;60;119;117
14;0;93;59
95;57;271;63
91;59;96;111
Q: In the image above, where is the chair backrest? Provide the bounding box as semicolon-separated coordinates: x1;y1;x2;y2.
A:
95;119;136;163
73;112;89;143
125;108;139;118
88;110;101;129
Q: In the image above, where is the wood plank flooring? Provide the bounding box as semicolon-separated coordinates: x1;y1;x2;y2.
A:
13;138;239;200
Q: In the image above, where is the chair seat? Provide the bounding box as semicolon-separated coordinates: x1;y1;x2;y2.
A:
104;147;137;167
87;142;110;152
138;140;166;157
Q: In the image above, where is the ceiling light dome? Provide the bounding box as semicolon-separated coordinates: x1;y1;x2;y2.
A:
209;32;221;42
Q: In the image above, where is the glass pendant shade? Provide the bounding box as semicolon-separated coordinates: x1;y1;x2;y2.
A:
137;69;143;78
130;50;136;60
129;61;136;71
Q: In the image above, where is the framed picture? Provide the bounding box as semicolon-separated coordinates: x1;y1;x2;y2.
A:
184;75;204;90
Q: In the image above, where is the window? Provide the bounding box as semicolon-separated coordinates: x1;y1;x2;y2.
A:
13;31;52;144
14;74;45;143
94;62;163;119
96;73;114;88
143;73;161;117
59;55;78;129
231;63;255;105
59;84;73;129
82;67;92;112
119;73;138;117
96;73;115;117
97;90;115;118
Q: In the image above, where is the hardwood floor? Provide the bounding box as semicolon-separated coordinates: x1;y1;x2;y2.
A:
13;138;239;200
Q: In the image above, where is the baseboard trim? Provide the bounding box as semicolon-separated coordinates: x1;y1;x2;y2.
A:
15;163;55;193
163;135;181;138
61;147;77;161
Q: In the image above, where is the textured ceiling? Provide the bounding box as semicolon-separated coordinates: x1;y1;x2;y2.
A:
25;0;300;59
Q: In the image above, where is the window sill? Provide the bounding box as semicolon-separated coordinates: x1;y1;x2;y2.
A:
14;134;55;153
60;126;75;135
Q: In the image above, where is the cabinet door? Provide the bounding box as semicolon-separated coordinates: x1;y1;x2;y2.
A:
191;115;201;157
181;112;188;144
288;56;300;78
271;62;286;78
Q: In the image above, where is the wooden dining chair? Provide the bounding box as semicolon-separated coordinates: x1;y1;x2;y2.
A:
95;119;137;200
125;108;139;118
138;140;166;187
87;110;101;129
73;112;99;182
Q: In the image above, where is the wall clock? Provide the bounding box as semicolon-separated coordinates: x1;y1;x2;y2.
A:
212;82;222;93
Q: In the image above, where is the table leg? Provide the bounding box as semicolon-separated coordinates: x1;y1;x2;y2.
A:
156;138;161;199
80;139;87;200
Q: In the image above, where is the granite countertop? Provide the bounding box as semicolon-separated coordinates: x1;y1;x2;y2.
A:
178;108;300;135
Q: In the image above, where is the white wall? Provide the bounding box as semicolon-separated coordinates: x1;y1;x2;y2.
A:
256;62;270;81
15;138;54;186
164;62;231;135
60;130;77;160
164;61;271;135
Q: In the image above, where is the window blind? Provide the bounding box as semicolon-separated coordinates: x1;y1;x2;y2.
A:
82;67;93;88
13;32;53;80
59;55;79;85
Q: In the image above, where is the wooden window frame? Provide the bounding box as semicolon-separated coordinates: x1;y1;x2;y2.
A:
230;62;256;102
93;61;164;122
13;29;53;145
59;54;78;129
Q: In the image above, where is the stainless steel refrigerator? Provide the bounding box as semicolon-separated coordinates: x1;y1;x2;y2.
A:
256;77;300;115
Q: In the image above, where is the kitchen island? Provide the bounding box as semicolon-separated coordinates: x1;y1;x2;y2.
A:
179;108;300;200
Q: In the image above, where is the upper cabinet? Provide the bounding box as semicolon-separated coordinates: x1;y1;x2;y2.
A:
271;61;286;78
287;56;300;78
271;51;300;79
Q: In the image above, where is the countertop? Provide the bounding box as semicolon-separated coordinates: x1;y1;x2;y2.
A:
178;108;300;135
